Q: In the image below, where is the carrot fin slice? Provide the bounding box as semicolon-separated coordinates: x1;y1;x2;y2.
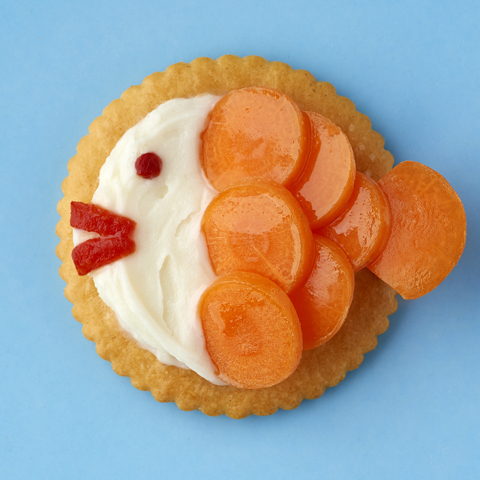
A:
368;161;466;299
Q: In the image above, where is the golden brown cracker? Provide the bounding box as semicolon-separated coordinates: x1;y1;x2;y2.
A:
56;55;397;419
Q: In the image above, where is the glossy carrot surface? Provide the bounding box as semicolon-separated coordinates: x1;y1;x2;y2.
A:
289;111;356;228
202;87;308;191
368;161;466;299
199;271;303;389
289;236;355;350
202;180;315;293
318;172;391;272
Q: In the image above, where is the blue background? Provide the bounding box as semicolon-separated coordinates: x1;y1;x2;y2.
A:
1;1;479;478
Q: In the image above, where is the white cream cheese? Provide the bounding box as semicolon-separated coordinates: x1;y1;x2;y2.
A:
73;94;227;385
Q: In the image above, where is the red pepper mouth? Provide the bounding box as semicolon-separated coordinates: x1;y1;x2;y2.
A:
70;202;137;276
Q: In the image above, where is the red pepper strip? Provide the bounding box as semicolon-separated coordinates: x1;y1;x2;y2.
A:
72;235;136;276
70;202;136;237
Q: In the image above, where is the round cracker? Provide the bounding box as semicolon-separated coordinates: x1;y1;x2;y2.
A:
56;55;397;418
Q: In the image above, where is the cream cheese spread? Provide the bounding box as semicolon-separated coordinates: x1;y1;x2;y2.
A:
73;94;226;385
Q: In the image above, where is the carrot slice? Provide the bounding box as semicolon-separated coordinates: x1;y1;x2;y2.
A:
317;172;391;272
202;180;315;293
289;111;356;228
201;87;308;191
199;271;303;389
289;236;355;350
368;161;466;300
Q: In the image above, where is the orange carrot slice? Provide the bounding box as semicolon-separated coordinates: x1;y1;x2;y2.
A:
201;87;308;191
289;111;356;228
202;179;315;293
199;271;303;389
317;172;391;272
289;236;355;350
368;161;466;300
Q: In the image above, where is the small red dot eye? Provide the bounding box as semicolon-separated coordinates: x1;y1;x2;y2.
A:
135;152;163;179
